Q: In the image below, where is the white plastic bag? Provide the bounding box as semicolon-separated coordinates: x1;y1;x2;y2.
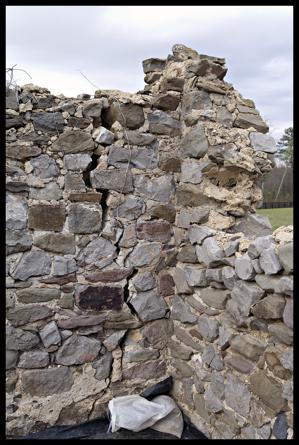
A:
108;395;174;433
150;395;184;438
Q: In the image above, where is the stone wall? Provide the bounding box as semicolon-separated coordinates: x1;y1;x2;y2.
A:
6;44;293;439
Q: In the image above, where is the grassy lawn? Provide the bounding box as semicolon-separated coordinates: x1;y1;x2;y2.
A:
257;208;293;231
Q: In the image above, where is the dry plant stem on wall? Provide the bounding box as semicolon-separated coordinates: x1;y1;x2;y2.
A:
6;44;293;440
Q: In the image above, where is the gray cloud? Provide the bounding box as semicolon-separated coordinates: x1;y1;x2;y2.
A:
6;5;293;141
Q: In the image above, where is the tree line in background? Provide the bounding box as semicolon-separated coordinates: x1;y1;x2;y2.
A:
262;127;293;203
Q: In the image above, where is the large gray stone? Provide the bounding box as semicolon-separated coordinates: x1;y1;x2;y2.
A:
126;131;156;146
247;235;274;259
230;334;266;361
148;110;181;136
142;319;173;349
93;126;114;145
122;360;166;380
92;351;113;380
126;242;161;268
222;266;236;290
90;169;133;193
153;93;180;111
130;289;167;322
216;107;233;127
11;250;51;281
184;266;207;287
57;314;106;330
28;204;66;231
29;182;63;200
104;102;145;130
134;174;175;203
64;172;86;191
251;294;285;319
6;229;32;255
223;239;240;257
51;130;94;153
180;123;209;158
196;237;224;267
132;271;156;292
225;375;251;416
52;255;77;276
197;315;219;342
268;323;293;345
259;248;282;274
189;225;214;245
228;213;272;238
142;58;166;73
77;237;117;268
172;267;192;294
235;254;255;280
6;87;19;110
7;304;54;327
250;132;277;154
204;385;222;413
18;351;49;368
249;371;287;413
123;348;159;363
6;325;40;351
82;99;104;118
181;159;204;184
108;146;158;170
68;203;102;234
39;321;61;347
6;193;27;230
32;112;64;134
22;367;74;396
234;113;268;133
171;295;197;323
199;287;230;309
55;334;102;365
174;325;203;351
136;220;171;243
75;284;123;311
230;280;264;316
202;345;224;370
177;245;198;263
224;353;255;374
33;232;76;254
277;242;293;273
273;413;288;439
103;330;127;351
181;90;212;116
115;195;145;220
30;154;60;179
6;350;18;370
63;154;92;171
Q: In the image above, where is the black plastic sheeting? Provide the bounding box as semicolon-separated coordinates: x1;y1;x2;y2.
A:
21;416;207;440
19;377;207;440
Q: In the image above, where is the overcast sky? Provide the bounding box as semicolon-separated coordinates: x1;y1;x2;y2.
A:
6;5;293;141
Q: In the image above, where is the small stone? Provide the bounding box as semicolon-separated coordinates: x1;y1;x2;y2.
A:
250;132;277;154
196;237;224;267
204;385;222;413
130;289;167;322
85;267;133;283
63;153;92;171
197;315;219;342
158;274;175;296
90;169;133;193
222;266;236;290
268;323;293;345
18;351;49;368
55;334;101;365
148;203;176;223
68;203;102;234
283;299;293;329
77;237;117;268
39;321;61;348
29;154;59;179
251;294;285;319
6;229;32;255
199;287;230;309
16;287;60;304
6;350;18;370
282;380;293;402
273;413;288;439
123;359;166;380
172;267;192;294
136;220;172;243
126;131;156;146
93;126;114;145
6;325;39;351
234;113;268;133
28;204;65;231
32;112;64;134
29;182;63;201
177;245;198;263
92;351;113;380
104;102;145;130
108;145;158;170
6;193;27;231
224;353;255;373
189;225;214;245
82;99;104;118
225;375;251;416
224;240;240;257
142;319;173;349
202;345;224;370
180;122;208;158
230;280;264;317
52;255;77;276
216;107;233;127
148;110;181;136
115;195;145;220
21;367;74;396
171;295;197;323
259;248;282;274
184;266;207;287
126;242;161;268
103;330;127;352
181;159;204;184
247;235;274;259
134;175;175;203
229;213;272;238
11;250;51;281
172;358;194;378
168;339;193;360
218;326;233;350
277;242;293;273
64;172;86;191
235;254;255;280
51;129;94;153
230;334;266;361
57;314;106;330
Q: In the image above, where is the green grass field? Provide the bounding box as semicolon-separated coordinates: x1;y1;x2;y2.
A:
257;208;293;231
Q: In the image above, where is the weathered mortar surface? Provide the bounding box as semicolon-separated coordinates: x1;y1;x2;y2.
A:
6;44;293;439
